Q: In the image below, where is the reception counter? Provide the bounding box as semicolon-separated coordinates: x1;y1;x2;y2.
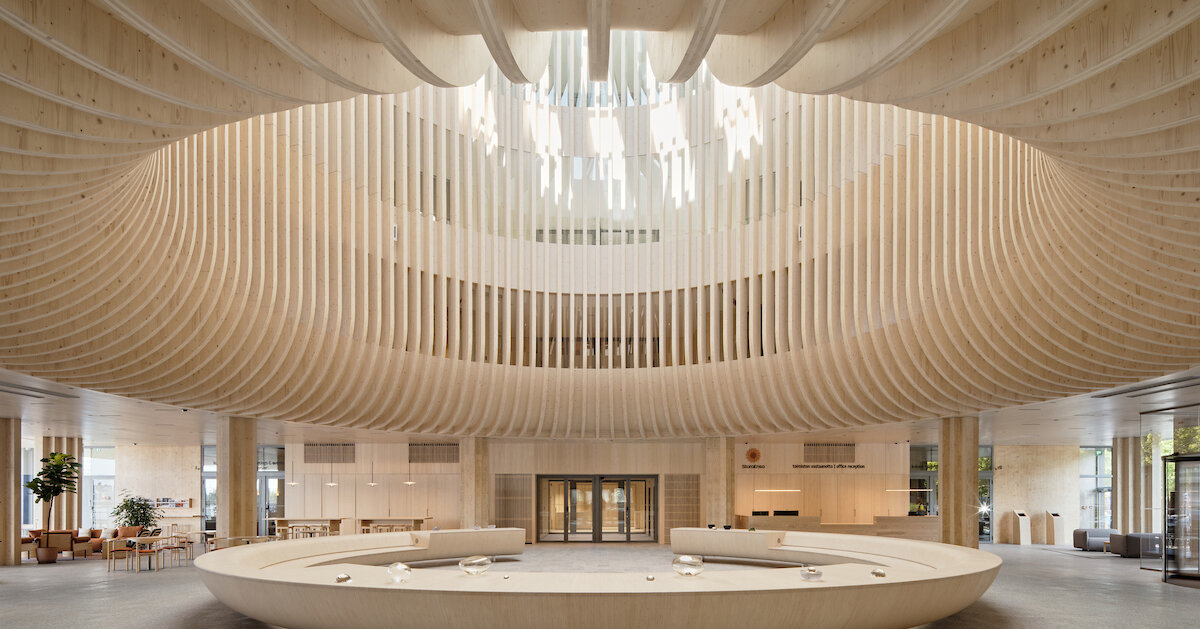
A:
735;515;941;542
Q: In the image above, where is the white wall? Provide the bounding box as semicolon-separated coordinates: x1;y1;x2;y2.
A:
284;442;461;531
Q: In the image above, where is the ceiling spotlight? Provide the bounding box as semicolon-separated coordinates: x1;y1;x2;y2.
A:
404;480;417;486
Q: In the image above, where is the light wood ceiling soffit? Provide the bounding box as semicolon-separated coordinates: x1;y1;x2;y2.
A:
0;0;1197;438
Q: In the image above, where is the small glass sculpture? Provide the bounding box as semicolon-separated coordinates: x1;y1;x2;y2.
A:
386;562;411;584
459;555;493;575
800;567;822;581
672;555;704;576
334;573;352;584
870;568;887;578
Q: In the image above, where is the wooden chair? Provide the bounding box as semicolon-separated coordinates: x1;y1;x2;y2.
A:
133;539;164;572
105;539;133;572
177;533;197;560
161;535;188;567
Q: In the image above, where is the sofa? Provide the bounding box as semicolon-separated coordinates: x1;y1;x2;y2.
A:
1110;532;1162;558
21;527;144;560
1073;528;1118;552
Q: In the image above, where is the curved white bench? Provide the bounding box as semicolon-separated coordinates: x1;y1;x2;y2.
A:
196;527;1000;629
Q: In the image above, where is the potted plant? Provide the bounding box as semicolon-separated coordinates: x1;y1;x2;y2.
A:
111;494;163;530
24;451;82;563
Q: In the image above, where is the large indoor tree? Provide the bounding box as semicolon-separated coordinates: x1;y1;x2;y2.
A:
24;452;82;529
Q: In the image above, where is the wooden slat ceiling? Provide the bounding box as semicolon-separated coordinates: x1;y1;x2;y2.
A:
0;0;1197;438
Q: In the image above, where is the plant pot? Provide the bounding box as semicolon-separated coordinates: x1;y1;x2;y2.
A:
35;546;58;564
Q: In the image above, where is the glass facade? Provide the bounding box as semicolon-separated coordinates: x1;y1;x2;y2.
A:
200;445;286;535
82;446;116;529
20;447;34;529
1079;446;1113;529
908;444;993;542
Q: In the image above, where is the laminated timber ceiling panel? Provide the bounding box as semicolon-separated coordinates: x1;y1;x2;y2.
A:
0;0;1197;438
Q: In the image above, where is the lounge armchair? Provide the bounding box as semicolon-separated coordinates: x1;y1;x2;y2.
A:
1073;528;1118;552
1110;532;1162;558
40;531;76;559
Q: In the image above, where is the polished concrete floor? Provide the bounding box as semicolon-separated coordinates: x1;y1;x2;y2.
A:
0;543;1196;628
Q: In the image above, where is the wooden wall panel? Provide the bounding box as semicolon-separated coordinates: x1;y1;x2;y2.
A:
114;445;203;532
733;442;909;524
993;445;1081;544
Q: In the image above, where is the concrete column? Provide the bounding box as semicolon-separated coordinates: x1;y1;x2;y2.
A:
459;437;489;528
0;419;19;566
38;436;83;530
704;437;734;528
1113;436;1147;533
940;416;980;548
217;417;257;538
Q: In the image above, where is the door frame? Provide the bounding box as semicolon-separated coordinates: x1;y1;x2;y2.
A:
258;472;285;536
536;474;659;543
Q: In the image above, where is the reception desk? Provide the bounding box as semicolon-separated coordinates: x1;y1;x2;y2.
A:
736;515;940;542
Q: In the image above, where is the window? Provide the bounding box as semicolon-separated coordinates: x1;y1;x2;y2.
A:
909;444;994;542
20;447;34;528
1079;446;1113;529
200;445;287;535
82;446;116;529
978;446;993;543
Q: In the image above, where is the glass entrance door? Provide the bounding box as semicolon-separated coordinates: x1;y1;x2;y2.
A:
258;474;285;536
600;479;625;541
567;478;594;541
538;475;658;542
1165;454;1200;580
626;478;655;542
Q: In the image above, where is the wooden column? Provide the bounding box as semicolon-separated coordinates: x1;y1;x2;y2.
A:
1149;435;1164;533
1113;436;1148;533
704;437;734;528
940;416;979;548
39;436;83;530
0;419;19;566
217;417;257;538
460;437;490;528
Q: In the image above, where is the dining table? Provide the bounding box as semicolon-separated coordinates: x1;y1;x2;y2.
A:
106;535;168;572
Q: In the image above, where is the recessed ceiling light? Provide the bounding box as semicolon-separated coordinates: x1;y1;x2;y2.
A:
0;387;43;399
0;381;78;398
